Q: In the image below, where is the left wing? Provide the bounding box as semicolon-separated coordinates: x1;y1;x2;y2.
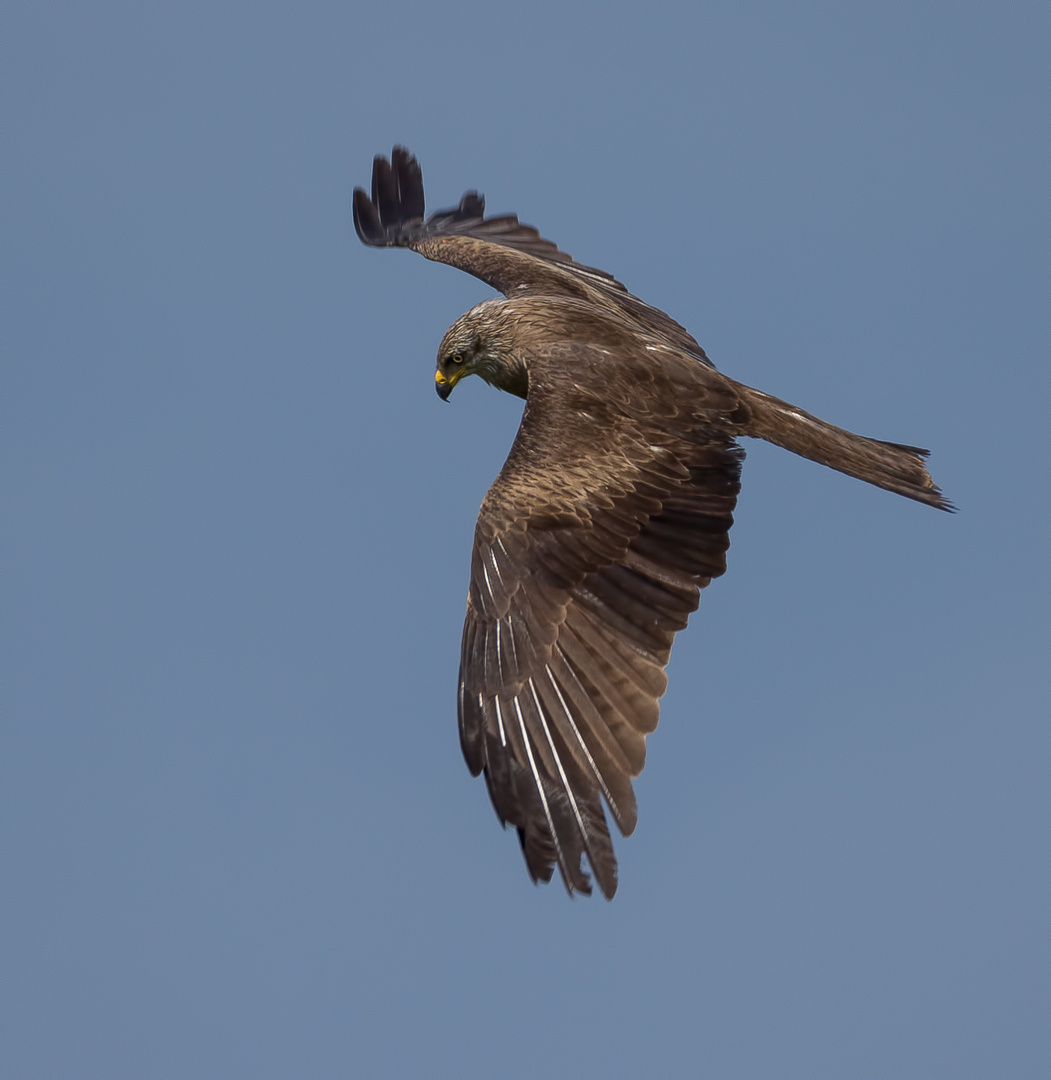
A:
456;342;744;897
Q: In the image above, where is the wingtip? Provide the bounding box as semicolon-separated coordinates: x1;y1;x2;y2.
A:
459;191;485;218
352;186;384;245
391;145;425;221
355;146;428;245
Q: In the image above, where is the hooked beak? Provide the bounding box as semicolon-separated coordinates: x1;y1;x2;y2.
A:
435;368;457;401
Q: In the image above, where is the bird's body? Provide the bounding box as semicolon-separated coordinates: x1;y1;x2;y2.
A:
354;148;950;898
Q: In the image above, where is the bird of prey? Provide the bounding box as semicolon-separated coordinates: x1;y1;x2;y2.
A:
354;147;950;899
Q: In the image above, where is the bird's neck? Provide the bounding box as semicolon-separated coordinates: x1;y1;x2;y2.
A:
480;353;529;399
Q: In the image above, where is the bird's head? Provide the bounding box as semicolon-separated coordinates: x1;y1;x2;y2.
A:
435;299;526;400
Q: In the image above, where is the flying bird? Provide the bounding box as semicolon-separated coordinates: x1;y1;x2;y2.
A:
353;147;950;899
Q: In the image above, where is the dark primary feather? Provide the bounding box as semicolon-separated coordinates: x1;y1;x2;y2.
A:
353;147;951;900
455;340;744;897
354;146;603;274
353;147;715;367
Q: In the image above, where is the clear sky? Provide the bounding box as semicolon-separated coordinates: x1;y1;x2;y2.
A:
4;3;1048;1076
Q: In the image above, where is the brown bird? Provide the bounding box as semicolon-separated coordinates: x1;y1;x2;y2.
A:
354;147;950;899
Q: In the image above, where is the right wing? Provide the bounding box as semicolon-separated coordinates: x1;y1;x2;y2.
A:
352;146;714;366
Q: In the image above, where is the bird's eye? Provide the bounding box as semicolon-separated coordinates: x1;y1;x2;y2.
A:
450;353;466;365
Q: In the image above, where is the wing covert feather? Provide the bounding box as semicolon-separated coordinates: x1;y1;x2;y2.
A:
455;350;744;897
353;147;715;366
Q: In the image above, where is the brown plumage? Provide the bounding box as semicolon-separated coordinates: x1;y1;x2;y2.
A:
354;147;951;899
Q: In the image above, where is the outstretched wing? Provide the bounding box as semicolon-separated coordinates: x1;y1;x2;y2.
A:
457;342;744;897
353;147;713;365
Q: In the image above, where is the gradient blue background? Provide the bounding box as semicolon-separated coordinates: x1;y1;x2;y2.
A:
5;3;1048;1076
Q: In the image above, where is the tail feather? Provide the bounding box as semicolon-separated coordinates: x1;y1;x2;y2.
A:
736;385;954;511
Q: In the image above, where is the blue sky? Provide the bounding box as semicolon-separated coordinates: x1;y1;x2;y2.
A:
4;3;1048;1076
